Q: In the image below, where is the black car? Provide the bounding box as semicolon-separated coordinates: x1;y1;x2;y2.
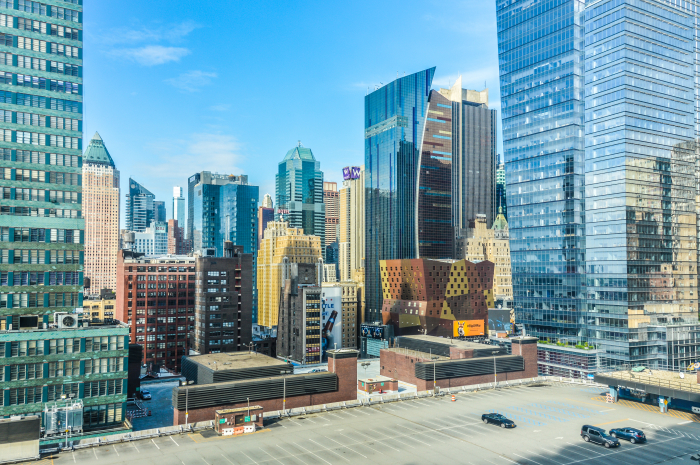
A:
609;427;646;444
581;425;620;448
482;413;515;428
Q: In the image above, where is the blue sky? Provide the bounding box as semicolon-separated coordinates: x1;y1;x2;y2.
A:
85;0;500;226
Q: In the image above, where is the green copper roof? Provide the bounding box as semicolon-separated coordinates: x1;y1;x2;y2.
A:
283;145;316;162
493;206;508;230
83;132;115;167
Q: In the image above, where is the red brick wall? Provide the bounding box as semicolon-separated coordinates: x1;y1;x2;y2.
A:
449;347;474;359
173;354;358;425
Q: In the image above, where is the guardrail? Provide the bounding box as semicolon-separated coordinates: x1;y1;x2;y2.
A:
39;376;604;455
601;372;700;394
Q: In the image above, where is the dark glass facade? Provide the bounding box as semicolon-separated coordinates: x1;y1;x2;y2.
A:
126;178;155;233
365;68;435;322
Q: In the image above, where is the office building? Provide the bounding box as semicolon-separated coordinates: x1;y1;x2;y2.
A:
0;0;85;331
194;242;253;355
262;193;273;209
457;210;512;301
83;132;119;296
132;221;168;256
323;182;339;247
496;162;506;220
167;219;187;255
173;186;185;226
275;144;325;255
277;263;321;365
380;258;495;338
339;166;365;283
154;201;166;223
257;222;323;328
126;179;155;233
323;264;337;283
365;69;497;322
82;289;117;324
116;251;196;372
257;203;274;251
323;281;361;349
187;172;248;242
496;0;587;344
0;323;130;432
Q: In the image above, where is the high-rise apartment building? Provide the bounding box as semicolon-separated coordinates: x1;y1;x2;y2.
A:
0;0;85;328
497;0;700;369
154;201;166;223
132;221;168;256
126;178;155;233
194;243;253;355
116;251;196;372
276;263;320;365
365;69;496;322
339;166;365;283
257;221;323;328
323;181;339;247
275;144;325;256
83;132;119;295
167;219;187;255
172;186;185;226
262;193;273;209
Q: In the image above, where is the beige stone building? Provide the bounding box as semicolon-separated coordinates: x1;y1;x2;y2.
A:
339;166;365;283
83;132;120;295
257;221;323;328
82;289;117;323
323;181;339;247
457;208;512;301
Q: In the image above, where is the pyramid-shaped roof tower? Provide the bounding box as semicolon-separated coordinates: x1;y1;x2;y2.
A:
83;132;115;167
283;144;316;162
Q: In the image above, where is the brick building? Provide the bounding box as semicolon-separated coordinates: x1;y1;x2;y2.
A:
380;258;495;338
380;335;538;391
167;219;188;255
194;242;253;355
173;349;358;424
116;251;196;372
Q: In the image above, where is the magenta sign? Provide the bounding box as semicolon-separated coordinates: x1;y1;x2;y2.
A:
343;166;361;180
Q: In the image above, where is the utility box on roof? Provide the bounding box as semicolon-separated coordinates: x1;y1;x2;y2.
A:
214;406;263;436
0;415;40;463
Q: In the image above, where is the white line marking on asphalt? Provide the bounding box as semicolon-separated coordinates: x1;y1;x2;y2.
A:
309;439;350;462
260;447;284;465
354;408;371;415
513;452;544;465
151;439;160;450
342;410;358;417
324;435;368;459
356;430;399;452
93;448;98;460
72;452;76;463
276;445;308;465
296;443;332;465
565;442;606;457
170;436;179;446
599;409;615;412
678;421;692;425
394;425;431;446
113;445;119;456
132;443;139;452
220;453;236;465
338;432;386;455
201;458;211;465
240;451;259;465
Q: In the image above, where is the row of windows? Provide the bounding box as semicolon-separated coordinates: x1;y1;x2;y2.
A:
0;148;80;166
0;249;81;264
15;35;80;59
0;90;81;113
1;13;81;40
0;292;80;308
0;206;80;218
2;187;79;203
0;168;81;183
0;109;80;130
0;227;81;242
2;1;80;23
0;336;124;357
0;271;80;286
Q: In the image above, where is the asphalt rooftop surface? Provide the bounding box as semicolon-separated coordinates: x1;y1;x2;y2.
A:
35;382;700;465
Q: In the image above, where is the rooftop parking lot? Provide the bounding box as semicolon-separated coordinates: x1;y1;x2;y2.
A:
32;381;700;465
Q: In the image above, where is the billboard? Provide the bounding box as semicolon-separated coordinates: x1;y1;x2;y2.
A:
361;325;385;339
321;287;342;358
488;309;512;334
343;166;362;180
452;320;484;338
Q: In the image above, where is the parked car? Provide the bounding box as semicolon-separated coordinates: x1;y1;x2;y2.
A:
139;389;151;400
609;427;646;444
581;425;620;448
481;413;515;428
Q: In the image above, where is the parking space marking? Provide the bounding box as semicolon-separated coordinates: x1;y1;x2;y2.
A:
259;447;284;465
275;445;308;465
92;449;98;460
393;425;431;446
170;436;179;446
295;443;332;465
151;439;160;450
593;418;628;427
324;435;368;459
308;438;351;462
220;453;239;465
113;445;119;456
513;452;544;465
239;451;259;465
355;430;400;452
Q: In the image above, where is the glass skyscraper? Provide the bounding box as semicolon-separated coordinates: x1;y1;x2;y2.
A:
364;68;434;321
125;178;155;233
496;0;587;343
275;144;325;258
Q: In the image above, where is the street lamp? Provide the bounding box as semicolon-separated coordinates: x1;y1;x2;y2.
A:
280;369;292;415
431;356;439;393
492;350;500;387
361;362;370;378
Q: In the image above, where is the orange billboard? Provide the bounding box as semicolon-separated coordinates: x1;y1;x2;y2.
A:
453;320;484;337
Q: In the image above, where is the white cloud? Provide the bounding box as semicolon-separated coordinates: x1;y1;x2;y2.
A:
100;21;199;45
165;70;218;92
113;45;190;66
209;104;231;112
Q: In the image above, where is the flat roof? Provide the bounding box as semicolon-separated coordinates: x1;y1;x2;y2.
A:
383;347;450;361
187;352;289;371
359;375;395;383
216;406;263;415
598;370;699;391
399;334;495;350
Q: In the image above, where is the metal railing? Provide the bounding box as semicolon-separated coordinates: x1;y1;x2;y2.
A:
602;371;700;394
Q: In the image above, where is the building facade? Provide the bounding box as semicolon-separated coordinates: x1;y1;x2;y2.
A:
275;144;325;256
172;186;185;226
257;204;273;251
186;172;248;243
116;252;196;372
457;210;512;301
0;324;130;431
125;179;155;233
167;219;187;255
496;0;587;344
154;201;166;223
82;289;117;324
194;243;253;355
339;166;365;283
257;221;323;328
323;181;339;247
276;263;320;365
380;258;495;338
132;221;168;256
83;132;119;296
323;281;360;350
496;162;506;220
